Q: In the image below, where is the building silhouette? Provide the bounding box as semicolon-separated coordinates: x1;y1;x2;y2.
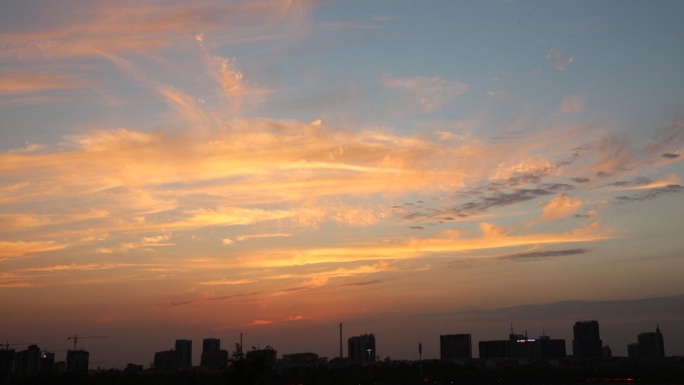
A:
348;334;376;364
573;320;603;358
637;326;665;358
40;351;55;375
0;349;15;376
479;330;566;360
201;338;228;369
14;345;41;376
440;334;472;360
282;352;322;367
536;335;566;359
66;350;89;373
175;339;192;369
153;350;177;372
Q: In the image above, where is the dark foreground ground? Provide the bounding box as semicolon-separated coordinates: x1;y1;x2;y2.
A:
2;358;683;385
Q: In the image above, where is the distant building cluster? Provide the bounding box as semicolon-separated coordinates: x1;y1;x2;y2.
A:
153;338;229;372
0;322;669;377
0;345;89;377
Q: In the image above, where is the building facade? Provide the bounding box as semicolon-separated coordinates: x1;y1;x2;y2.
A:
14;345;41;376
637;326;665;358
66;350;89;373
573;320;603;358
479;332;565;360
348;334;376;364
154;350;178;372
440;334;472;360
201;338;228;369
175;339;192;369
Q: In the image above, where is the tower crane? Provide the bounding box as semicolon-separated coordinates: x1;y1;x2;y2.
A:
67;334;107;350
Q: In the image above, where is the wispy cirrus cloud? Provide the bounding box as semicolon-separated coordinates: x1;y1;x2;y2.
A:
0;1;311;60
381;74;470;112
499;248;590;261
0;240;67;260
244;222;613;268
614;184;683;204
0;73;88;95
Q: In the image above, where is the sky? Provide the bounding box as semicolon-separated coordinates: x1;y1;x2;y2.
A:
1;0;683;369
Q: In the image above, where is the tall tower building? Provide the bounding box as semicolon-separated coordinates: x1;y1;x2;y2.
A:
573;320;603;358
440;334;472;360
175;339;192;369
201;338;228;369
66;350;89;373
638;325;665;358
348;334;376;364
15;345;42;376
203;338;220;353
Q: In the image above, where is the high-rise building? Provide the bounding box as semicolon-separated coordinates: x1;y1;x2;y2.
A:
573;320;603;358
637;326;665;358
14;345;41;376
0;349;15;376
348;334;376;364
440;334;472;360
175;339;192;369
40;351;55;375
66;350;89;373
201;338;228;369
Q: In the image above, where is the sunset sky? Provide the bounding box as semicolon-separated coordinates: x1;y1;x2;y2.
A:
1;0;683;368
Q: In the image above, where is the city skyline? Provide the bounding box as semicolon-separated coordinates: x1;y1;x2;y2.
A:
1;0;684;370
0;319;676;370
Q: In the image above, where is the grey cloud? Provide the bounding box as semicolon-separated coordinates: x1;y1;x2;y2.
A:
615;185;683;204
662;153;680;159
603;176;653;189
341;280;383;287
404;183;573;222
411;294;684;322
499;248;590;261
571;177;590;183
463;184;572;212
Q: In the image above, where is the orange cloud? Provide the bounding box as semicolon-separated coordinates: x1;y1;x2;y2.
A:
0;240;67;259
539;194;582;221
244;222;613;268
0;74;87;94
248;319;273;326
